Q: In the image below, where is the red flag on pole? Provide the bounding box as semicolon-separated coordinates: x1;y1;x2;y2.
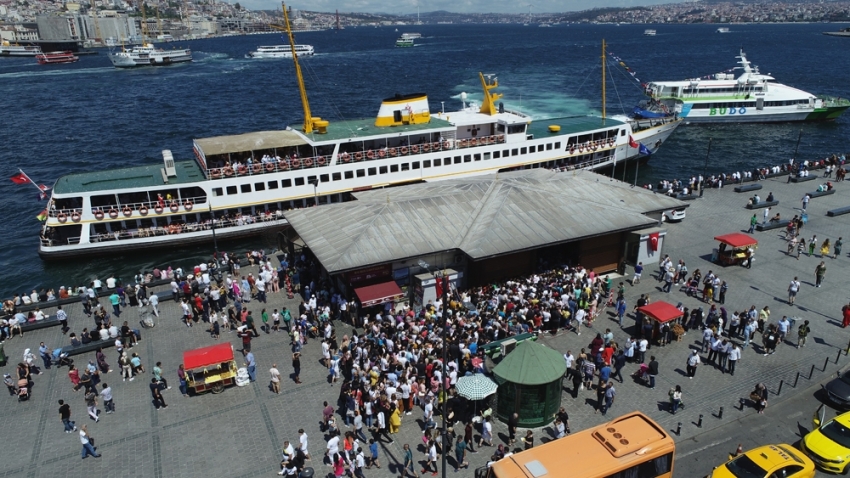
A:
628;135;639;148
648;232;660;251
10;173;30;184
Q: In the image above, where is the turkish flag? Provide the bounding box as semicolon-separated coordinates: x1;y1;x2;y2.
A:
649;232;660;251
9;173;29;184
629;135;639;148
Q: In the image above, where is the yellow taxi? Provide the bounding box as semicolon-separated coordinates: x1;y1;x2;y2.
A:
706;444;815;478
801;407;850;474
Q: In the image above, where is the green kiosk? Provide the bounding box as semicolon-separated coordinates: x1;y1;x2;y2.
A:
492;341;566;427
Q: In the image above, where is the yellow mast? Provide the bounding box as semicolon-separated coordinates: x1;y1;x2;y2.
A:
602;39;606;120
477;72;503;116
282;2;327;134
156;5;163;41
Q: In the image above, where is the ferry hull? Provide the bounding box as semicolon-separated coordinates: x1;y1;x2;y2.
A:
108;50;192;68
678;105;850;123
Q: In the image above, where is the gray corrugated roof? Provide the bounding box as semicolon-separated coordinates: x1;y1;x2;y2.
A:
284;169;688;273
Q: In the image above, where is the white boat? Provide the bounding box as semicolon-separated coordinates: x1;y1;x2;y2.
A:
247;44;314;58
37;9;679;260
644;29;656;36
716;27;730;33
639;49;850;123
400;33;421;39
395;37;414;48
108;42;192;68
0;41;42;57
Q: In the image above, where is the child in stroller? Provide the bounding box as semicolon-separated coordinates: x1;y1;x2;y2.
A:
51;348;74;368
632;363;649;384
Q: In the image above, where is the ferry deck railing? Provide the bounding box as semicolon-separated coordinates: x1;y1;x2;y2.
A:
87;195;209;216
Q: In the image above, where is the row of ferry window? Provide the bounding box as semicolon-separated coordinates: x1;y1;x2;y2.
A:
690;99;810;109
210;142;563;197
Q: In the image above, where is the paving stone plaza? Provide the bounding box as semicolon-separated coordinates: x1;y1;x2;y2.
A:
2;172;849;477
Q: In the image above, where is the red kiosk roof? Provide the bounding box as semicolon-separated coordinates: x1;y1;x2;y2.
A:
637;301;684;324
354;281;405;308
183;343;234;370
714;233;758;248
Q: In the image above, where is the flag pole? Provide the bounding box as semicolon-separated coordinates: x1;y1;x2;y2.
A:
18;169;47;194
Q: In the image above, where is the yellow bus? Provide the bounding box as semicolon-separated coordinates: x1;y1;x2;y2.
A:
476;412;675;478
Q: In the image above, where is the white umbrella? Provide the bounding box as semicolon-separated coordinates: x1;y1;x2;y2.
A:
455;374;498;401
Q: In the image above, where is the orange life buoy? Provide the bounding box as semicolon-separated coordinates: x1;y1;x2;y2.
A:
279;163;290;171
470;138;479;147
252;163;262;174
94;210;104;220
211;168;222;179
341;152;350;163
265;162;275;172
139;206;148;216
154;206;164;215
422;143;430;153
122;206;132;217
184;201;193;211
432;142;440;151
57;212;67;223
608;139;615;147
379;149;386;158
459;139;468;148
291;158;301;168
411;145;419;154
578;145;585;153
108;208;118;219
170;202;179;212
317;156;326;166
400;146;408;155
223;166;234;177
479;137;488;145
354;152;363;161
498;134;505;142
367;150;375;160
237;165;247;175
570;146;576;154
489;135;496;144
443;141;450;150
304;157;314;167
389;147;398;157
71;212;81;222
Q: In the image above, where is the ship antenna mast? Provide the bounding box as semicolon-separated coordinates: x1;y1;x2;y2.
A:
601;39;606;120
282;2;327;134
139;0;148;45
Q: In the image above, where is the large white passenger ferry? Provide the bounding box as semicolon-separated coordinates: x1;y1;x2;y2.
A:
247;44;314;58
0;41;41;56
638;49;850;123
108;42;192;68
37;7;680;260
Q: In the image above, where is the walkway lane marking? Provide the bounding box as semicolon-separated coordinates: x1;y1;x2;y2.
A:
678;437;733;459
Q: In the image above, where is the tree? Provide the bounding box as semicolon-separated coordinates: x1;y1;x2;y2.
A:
234;2;241;10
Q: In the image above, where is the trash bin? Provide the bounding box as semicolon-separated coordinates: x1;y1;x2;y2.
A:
711;248;719;263
299;467;314;478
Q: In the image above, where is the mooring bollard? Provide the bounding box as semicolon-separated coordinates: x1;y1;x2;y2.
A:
718;407;724;419
739;397;745;411
777;380;784;396
697;414;703;428
676;422;682;436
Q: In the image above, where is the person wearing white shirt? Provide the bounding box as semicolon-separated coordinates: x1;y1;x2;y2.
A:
106;277;116;289
148;294;159;317
298;429;310;459
727;343;741;376
326;433;340;457
686;350;701;379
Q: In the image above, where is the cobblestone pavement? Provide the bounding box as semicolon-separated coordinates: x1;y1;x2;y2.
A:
2;173;850;477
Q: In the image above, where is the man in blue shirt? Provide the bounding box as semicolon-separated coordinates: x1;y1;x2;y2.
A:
599;363;611;383
633;262;643;285
243;350;256;382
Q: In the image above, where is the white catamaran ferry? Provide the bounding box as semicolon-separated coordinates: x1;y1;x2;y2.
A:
108;42;192;68
37;8;680;260
638;49;850;123
247;44;314;59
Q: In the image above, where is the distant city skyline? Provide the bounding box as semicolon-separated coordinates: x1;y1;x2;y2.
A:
240;0;688;14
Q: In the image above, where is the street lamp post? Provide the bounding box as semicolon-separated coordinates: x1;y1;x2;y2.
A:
700;137;712;198
308;177;319;206
208;203;219;257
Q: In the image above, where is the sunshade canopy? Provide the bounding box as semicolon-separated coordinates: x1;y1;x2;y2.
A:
455;374;499;401
714;233;758;249
354;281;405;308
637;301;684;323
183;343;235;370
493;341;566;386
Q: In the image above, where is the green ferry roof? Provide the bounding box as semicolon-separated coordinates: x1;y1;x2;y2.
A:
53;160;206;195
299;116;456;143
526;116;625;137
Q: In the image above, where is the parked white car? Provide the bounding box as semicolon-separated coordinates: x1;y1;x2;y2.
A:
661;208;686;222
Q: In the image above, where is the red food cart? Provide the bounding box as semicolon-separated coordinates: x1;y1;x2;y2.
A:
713;233;758;266
183;343;238;394
637;301;684;342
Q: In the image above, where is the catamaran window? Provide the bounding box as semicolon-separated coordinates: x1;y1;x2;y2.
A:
390;165;399;173
520;147;527;155
555;142;561;149
295;177;305;186
547;143;553;150
484;152;491;160
529;146;536;153
621;130;626;136
493;151;500;159
496;124;506;133
463;155;471;163
423;160;431;168
443;159;451;167
401;163;410;171
507;124;525;134
344;171;354;179
368;168;377;176
332;173;342;181
454;156;462;164
503;149;510;156
282;179;292;188
226;186;237;195
240;184;251;193
320;174;329;183
213;188;223;197
434;158;442;166
380;166;388;174
268;181;279;190
474;154;481;161
512;149;518;156
254;182;265;191
412;162;420;170
357;169;366;178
